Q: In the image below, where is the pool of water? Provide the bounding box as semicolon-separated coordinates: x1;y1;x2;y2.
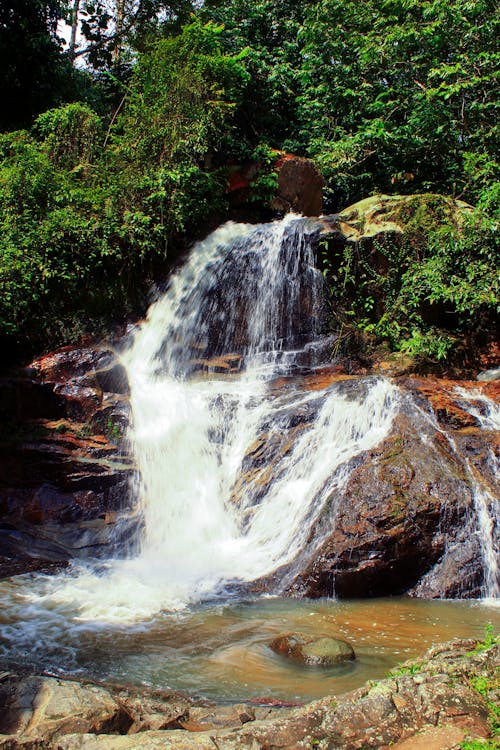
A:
0;572;498;703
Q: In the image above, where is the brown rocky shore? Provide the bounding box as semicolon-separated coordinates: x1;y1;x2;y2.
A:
0;638;498;749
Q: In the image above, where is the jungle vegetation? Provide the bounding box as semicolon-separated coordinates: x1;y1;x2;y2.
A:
0;0;498;361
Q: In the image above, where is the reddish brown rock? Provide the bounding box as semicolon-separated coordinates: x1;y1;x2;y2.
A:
238;376;499;600
228;154;324;216
0;345;134;573
271;155;324;216
0;639;495;750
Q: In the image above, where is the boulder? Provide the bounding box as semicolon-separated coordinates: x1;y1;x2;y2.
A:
271;155;324;216
321;193;474;244
238;374;499;600
270;633;355;666
227;154;324;217
0;675;131;741
478;367;500;382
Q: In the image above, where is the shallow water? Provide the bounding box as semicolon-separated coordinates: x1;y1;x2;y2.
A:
0;578;498;702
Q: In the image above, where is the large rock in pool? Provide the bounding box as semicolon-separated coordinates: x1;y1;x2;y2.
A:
270;633;355;666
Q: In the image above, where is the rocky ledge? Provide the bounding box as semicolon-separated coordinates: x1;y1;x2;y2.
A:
0;344;136;573
0;638;498;749
235;370;499;599
0;344;498;599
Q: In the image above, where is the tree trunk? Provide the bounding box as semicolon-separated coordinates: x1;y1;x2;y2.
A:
68;0;81;61
113;0;126;64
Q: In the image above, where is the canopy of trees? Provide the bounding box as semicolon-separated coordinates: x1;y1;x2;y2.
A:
0;0;498;361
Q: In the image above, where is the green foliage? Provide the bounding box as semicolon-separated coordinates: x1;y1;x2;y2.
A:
202;0;500;212
467;673;500;738
248;144;280;204
105;418;122;443
0;0;499;360
321;196;499;362
389;661;422;676
0;20;249;354
109;18;249;239
34;103;103;170
0;0;80;130
469;624;499;654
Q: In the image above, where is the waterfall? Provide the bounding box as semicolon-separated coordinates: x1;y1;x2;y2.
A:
61;215;393;620
454;388;500;598
411;388;500;600
1;216;499;638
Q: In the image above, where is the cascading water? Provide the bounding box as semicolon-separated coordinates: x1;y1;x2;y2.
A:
0;215;401;630
411;387;500;600
110;215;400;616
0;216;499;701
454;388;500;598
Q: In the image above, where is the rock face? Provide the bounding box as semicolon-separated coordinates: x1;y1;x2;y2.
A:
321;193;473;244
0;203;498;599
0;345;136;573
235;371;499;600
270;633;355;666
227;153;324;217
271;155;324;216
0;639;497;749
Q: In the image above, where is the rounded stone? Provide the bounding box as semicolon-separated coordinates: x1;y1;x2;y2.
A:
270;633;355;666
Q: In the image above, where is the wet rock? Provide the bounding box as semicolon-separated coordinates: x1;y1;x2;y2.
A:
0;675;131;742
222;639;495;750
0;344;134;572
477;367;500;382
249;376;499;600
270;633;355;666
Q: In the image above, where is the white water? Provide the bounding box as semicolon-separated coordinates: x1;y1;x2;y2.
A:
0;215;498;679
7;216;397;623
106;216;399;618
454;387;500;599
412;388;499;600
2;215;499;636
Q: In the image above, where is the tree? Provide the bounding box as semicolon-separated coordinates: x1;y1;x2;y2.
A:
70;0;195;69
0;0;76;130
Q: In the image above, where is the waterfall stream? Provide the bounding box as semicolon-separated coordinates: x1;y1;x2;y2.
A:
111;216;399;617
4;216;496;623
0;216;498;699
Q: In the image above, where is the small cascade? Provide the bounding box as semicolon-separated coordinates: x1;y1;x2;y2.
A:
454;388;500;598
0;216;497;636
413;388;499;599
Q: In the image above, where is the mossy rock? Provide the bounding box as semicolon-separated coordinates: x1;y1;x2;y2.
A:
270;633;355;666
335;193;473;242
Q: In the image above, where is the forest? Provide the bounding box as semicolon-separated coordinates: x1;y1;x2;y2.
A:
1;0;499;362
